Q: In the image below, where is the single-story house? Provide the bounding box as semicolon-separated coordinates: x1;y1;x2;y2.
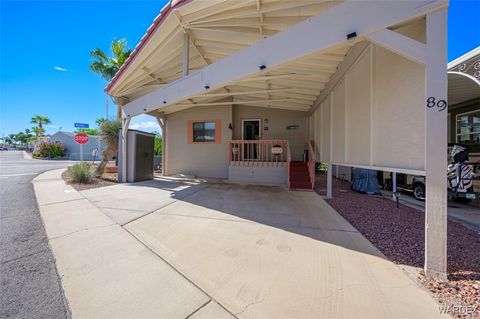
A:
49;131;105;161
105;0;450;279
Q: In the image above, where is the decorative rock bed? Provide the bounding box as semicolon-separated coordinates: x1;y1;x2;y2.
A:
315;175;480;319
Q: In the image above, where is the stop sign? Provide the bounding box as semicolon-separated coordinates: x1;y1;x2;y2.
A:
74;133;89;144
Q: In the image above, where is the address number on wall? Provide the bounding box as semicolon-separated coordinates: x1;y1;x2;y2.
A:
426;97;447;112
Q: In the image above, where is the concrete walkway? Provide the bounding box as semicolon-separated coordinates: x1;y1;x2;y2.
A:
34;169;447;318
33;170;233;319
381;189;480;233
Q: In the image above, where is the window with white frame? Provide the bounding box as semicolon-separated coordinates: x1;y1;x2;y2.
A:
456;110;480;144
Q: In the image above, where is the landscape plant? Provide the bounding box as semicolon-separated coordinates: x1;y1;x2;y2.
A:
67;162;94;183
33;140;65;158
154;134;162;155
96;118;122;174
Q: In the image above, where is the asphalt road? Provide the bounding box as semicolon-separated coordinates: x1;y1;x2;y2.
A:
0;151;74;319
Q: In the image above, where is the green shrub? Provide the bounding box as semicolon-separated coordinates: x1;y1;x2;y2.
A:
68;162;94;183
33;141;65;158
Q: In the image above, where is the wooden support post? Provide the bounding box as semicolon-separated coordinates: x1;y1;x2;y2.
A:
424;7;448;281
183;32;189;77
326;163;333;198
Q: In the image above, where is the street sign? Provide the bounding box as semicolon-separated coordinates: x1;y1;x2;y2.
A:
74;123;89;129
74;133;89;145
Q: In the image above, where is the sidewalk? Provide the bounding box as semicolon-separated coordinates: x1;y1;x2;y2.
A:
33;169;233;319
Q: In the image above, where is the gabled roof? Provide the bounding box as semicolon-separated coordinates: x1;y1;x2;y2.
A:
105;0;340;100
105;0;191;94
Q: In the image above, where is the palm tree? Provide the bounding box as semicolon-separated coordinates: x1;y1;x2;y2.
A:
90;39;132;119
31;126;45;137
95;117;108;126
30;115;51;137
96;119;122;175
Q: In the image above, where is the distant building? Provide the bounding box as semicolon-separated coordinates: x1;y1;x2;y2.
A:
49;131;105;161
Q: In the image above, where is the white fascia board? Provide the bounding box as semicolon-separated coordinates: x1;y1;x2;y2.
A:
448;46;480;69
123;0;448;117
366;28;427;65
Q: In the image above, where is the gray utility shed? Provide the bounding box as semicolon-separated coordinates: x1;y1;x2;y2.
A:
49;131;105;161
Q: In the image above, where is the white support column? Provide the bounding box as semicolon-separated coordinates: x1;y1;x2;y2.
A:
424;7;448;281
392;172;397;201
183;32;189;77
120;111;131;183
154;113;167;176
326;163;333;198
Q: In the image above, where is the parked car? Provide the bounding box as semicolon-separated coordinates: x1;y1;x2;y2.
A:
384;166;480;203
383;173;426;201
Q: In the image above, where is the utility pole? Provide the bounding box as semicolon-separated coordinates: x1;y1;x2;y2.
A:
105;97;109;119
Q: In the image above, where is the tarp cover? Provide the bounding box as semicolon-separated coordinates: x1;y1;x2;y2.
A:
351;168;380;194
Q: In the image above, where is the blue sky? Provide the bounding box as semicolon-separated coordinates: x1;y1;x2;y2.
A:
1;0;479;137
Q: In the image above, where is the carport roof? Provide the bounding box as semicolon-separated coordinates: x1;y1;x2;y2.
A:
447;46;480;106
105;0;349;112
110;1;447;117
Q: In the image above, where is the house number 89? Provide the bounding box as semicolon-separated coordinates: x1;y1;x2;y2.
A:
426;97;447;111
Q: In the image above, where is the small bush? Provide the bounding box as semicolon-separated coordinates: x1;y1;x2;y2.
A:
33;141;64;158
68;162;94;183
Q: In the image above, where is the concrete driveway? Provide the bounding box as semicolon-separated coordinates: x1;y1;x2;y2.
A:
81;179;445;318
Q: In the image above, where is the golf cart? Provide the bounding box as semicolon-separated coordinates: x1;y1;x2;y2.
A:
383;145;480;203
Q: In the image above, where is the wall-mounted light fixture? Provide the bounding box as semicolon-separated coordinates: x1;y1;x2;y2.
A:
347;32;357;40
228;123;233;130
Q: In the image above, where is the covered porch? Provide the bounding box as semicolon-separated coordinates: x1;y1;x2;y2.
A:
107;0;450;280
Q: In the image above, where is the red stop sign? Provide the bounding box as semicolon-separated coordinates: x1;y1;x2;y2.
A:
74;133;89;144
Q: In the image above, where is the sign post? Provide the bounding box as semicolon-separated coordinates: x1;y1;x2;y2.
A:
74;133;89;161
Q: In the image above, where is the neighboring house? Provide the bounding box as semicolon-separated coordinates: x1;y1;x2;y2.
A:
49;131;104;161
106;1;451;278
447;47;480;157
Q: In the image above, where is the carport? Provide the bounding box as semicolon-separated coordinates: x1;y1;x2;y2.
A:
106;0;449;280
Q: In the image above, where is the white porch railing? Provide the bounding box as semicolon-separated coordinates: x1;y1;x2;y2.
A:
229;140;289;167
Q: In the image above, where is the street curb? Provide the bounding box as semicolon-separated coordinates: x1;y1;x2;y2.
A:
22;151;32;160
32;168;72;319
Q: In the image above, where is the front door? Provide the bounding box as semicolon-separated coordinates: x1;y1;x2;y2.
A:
242;120;260;160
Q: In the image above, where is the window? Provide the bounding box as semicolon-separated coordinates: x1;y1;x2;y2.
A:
188;120;221;144
193;122;216;142
456;110;480;144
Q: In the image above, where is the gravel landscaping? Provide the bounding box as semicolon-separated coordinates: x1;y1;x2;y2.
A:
315;175;480;319
62;170;117;191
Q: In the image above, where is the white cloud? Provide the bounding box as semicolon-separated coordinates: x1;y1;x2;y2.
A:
53;66;68;72
129;121;160;132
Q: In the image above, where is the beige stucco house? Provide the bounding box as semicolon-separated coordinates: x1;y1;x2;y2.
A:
106;0;450;279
